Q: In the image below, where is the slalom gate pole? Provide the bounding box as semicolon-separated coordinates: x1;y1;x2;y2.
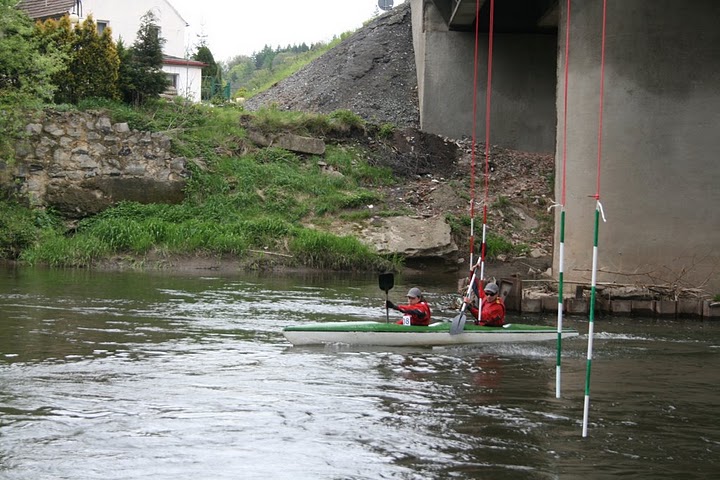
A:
556;0;572;399
556;208;566;398
467;0;494;319
582;202;602;437
582;0;608;438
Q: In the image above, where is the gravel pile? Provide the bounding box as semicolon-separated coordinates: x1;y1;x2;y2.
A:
244;2;419;128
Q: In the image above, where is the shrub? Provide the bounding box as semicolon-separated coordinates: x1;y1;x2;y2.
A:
378;123;395;139
328;109;365;132
0;202;41;258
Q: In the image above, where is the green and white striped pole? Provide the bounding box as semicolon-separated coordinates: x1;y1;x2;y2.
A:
582;201;603;437
556;208;566;398
583;0;608;437
556;0;572;399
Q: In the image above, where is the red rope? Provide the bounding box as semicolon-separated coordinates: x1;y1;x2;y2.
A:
561;0;571;205
469;0;495;279
481;0;495;264
469;0;481;265
595;0;607;199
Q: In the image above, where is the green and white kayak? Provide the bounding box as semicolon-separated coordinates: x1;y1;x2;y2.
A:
283;321;579;347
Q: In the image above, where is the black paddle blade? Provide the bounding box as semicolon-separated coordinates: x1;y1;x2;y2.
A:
378;273;394;292
449;311;466;335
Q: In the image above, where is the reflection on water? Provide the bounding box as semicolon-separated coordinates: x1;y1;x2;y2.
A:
1;267;718;479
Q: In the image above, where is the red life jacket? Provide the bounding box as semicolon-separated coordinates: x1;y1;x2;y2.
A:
468;289;506;326
395;301;432;326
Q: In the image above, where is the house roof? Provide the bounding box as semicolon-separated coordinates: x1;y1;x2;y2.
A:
163;0;189;27
16;0;78;20
163;55;207;68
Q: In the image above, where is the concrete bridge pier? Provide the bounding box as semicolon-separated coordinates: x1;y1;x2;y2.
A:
556;0;720;294
410;0;557;152
410;0;719;295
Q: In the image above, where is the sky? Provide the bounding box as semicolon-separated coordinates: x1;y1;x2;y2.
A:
168;0;385;62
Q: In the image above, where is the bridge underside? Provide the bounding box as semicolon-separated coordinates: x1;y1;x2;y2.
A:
431;0;558;33
412;0;720;294
412;0;558;152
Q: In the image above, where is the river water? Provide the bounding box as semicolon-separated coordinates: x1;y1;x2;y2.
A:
0;267;718;479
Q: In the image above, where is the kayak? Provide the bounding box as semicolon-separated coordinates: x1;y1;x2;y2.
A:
283;321;579;347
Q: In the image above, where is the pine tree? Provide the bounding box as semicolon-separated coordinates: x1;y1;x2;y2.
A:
118;11;168;105
96;28;120;100
253;45;276;70
34;15;120;104
69;15;119;102
193;44;221;100
116;39;134;103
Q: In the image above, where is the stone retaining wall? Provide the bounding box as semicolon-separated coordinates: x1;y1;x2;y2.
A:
5;110;188;218
501;278;719;318
518;296;720;319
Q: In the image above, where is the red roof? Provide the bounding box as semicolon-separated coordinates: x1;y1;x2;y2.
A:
163;55;207;68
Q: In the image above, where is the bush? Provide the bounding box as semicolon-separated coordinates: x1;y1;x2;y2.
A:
0;202;61;259
328;109;365;132
378;123;395;139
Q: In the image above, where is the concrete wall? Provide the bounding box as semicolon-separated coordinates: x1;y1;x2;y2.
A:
554;0;720;294
411;0;557;152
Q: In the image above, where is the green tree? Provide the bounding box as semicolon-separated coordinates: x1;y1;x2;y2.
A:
118;11;168;105
193;44;221;101
226;55;255;93
35;15;119;103
0;0;63;102
116;39;135;103
33;16;74;103
0;0;64;159
70;16;120;102
253;45;276;70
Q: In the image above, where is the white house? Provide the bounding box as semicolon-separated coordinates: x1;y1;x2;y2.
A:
162;55;205;102
17;0;205;102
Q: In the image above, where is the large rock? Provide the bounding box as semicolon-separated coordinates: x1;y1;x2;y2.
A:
247;131;326;155
332;214;458;259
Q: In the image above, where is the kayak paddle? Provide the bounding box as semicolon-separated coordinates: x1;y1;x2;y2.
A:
450;268;479;335
378;273;394;324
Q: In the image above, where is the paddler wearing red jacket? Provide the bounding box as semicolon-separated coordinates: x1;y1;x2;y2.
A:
464;281;505;326
386;287;432;326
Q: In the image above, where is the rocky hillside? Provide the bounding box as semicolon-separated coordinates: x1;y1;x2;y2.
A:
244;1;554;277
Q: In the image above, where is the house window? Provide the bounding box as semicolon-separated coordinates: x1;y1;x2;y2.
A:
96;21;108;34
166;73;179;89
164;73;179;96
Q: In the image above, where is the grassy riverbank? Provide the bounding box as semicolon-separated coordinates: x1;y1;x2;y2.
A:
1;99;403;272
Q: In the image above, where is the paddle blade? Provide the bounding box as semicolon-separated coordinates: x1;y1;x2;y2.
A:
378;273;394;292
449;312;466;335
